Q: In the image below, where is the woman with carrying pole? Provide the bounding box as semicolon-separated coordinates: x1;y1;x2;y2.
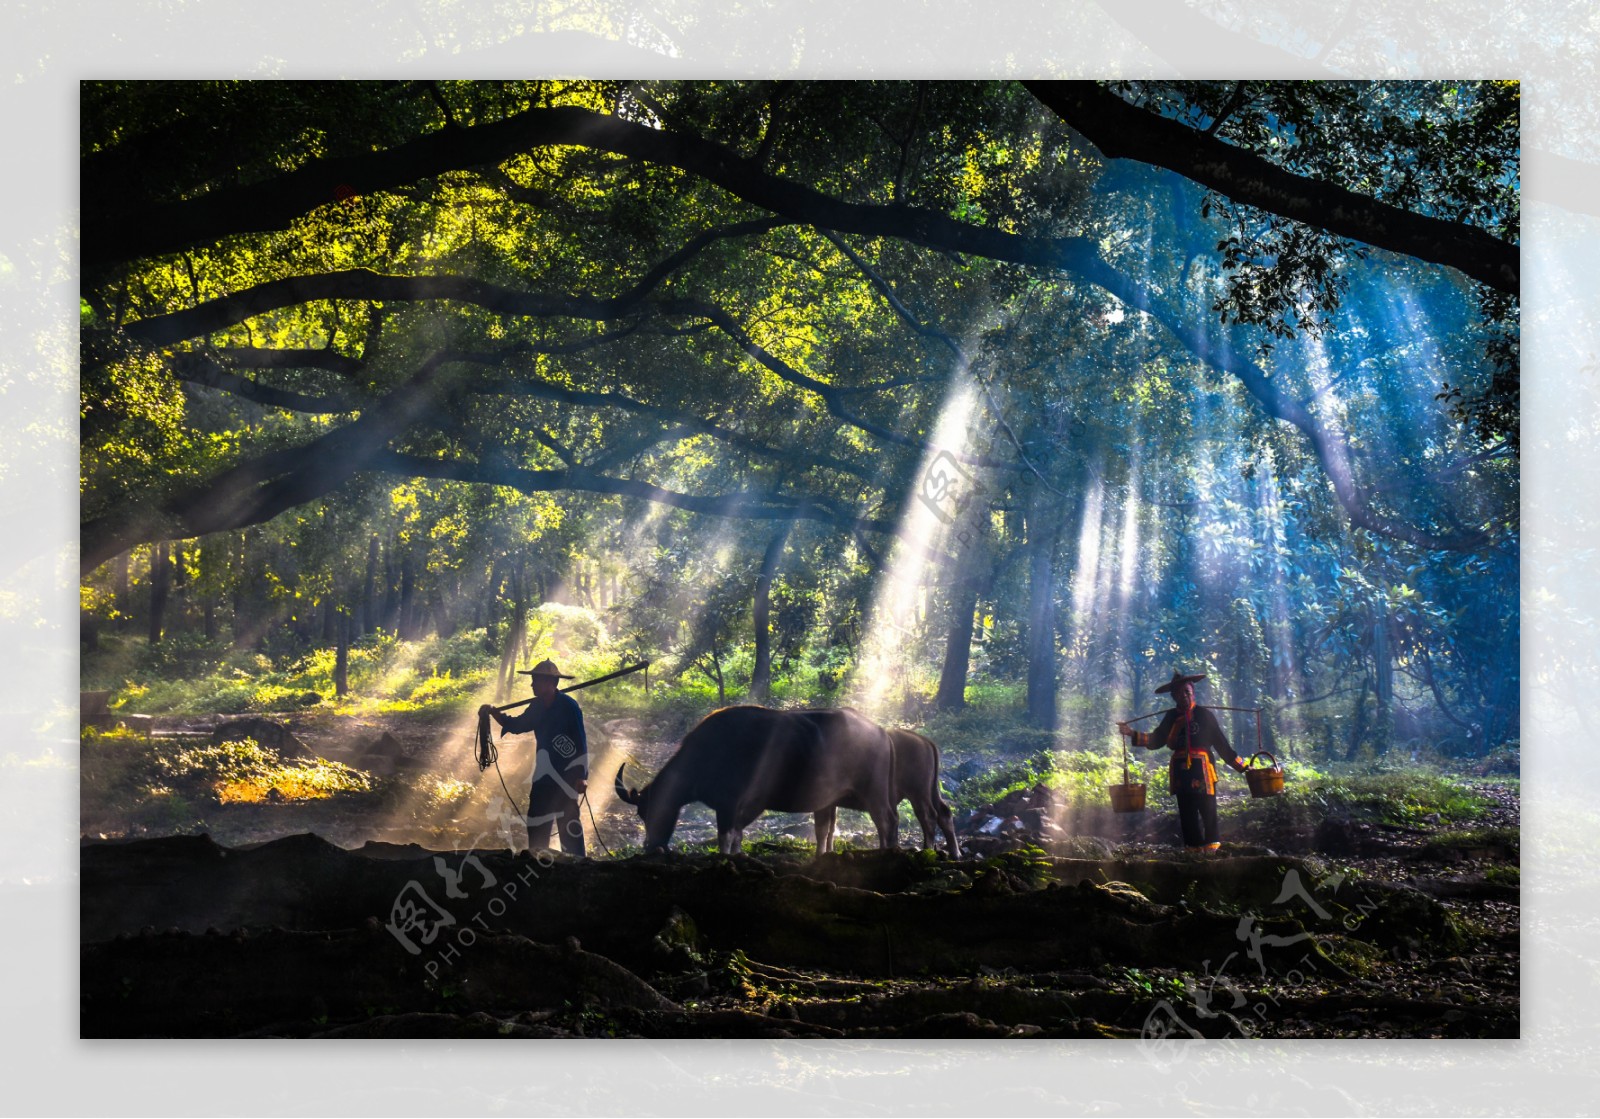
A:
1116;670;1249;853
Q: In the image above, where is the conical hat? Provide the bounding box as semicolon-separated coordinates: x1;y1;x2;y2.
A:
518;658;574;680
1154;670;1207;695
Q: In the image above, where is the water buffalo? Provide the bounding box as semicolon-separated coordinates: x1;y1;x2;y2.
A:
814;728;960;858
613;705;899;854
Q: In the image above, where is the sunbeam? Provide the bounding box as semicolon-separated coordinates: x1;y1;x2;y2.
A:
847;373;983;719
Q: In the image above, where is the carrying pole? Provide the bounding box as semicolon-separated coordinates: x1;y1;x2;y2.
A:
491;661;651;716
1119;703;1261;724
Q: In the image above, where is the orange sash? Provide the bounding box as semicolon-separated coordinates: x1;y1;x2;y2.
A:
1169;748;1216;796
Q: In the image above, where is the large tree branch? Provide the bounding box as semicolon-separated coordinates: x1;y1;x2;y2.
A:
216;346;366;377
118;214;786;346
172;353;360;413
369;451;896;533
123;271;1016;470
84;104;1112;276
93;102;1496;549
657;296;1008;463
121;269;638;347
80;420;924;576
202;342;888;486
376;450;938;562
80;358;452;572
454;359;880;485
1023;81;1518;295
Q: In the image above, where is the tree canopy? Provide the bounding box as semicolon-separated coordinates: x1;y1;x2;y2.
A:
80;79;1519;754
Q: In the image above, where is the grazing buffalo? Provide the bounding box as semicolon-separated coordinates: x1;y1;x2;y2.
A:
815;728;961;858
613;705;899;854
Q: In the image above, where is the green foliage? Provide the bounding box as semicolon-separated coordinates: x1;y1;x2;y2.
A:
80;728;375;835
1226;769;1489;829
947;746;1148;813
977;842;1056;889
78;79;1519;769
1121;967;1187;1002
97;628;503;716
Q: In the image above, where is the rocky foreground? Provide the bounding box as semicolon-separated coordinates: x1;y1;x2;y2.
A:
81;829;1518;1039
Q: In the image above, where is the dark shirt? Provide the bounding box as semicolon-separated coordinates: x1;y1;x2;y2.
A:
499;692;588;786
1139;705;1240;771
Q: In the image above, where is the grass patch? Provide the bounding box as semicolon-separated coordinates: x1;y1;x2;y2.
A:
1420;826;1520;860
81;727;377;834
1483;864;1520;886
737;835;819;857
1223;769;1490;832
215;757;372;804
977;842;1056;888
1300;772;1489;826
949;748;1150;812
157;736;372;805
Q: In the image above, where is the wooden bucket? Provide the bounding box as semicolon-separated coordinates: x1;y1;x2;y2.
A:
1108;783;1147;813
1244;751;1285;798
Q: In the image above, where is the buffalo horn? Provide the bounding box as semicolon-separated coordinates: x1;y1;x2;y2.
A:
614;763;640;805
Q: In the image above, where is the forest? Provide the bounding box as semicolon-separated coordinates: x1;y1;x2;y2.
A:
78;79;1519;1040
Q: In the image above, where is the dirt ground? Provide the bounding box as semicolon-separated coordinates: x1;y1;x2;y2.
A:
79;710;1519;1039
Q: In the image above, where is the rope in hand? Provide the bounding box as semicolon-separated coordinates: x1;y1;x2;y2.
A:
582;790;612;857
475;705;524;821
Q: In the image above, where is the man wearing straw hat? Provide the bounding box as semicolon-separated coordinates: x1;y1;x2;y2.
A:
489;658;589;857
1117;670;1247;853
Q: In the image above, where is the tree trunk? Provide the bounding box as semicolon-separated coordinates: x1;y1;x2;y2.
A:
112;551;130;620
169;541;187;634
498;558;527;700
1231;649;1249;751
148;542;170;646
334;608;351;697
702;643;726;706
361;535;379;636
1345;677;1372;762
230;531;249;635
1023;492;1061;729
482;558;504;638
382;543;399;634
935;518;988;712
1130;660;1144;726
934;576;980;712
1373;614;1393;755
398;550;416;639
431;586;454;639
750;522;793;704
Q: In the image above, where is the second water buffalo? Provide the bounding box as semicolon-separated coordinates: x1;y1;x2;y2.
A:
814;728;960;858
